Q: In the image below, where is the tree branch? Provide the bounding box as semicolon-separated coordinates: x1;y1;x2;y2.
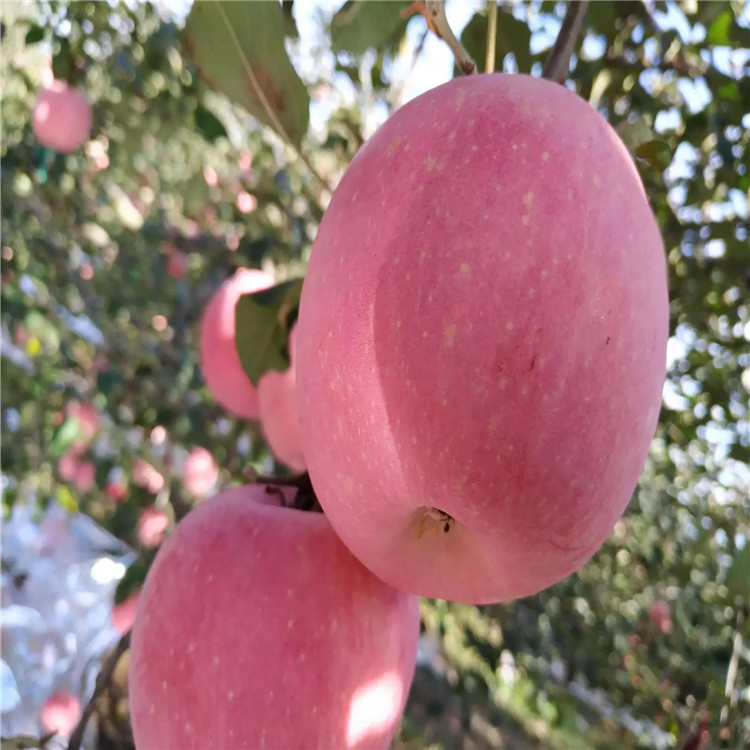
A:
424;1;477;75
542;1;590;84
67;630;132;750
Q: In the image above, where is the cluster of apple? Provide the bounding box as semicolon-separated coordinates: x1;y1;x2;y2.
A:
32;72;668;748
127;74;669;749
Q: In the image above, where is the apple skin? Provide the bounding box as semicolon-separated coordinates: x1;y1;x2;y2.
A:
295;73;669;604
32;81;92;153
258;325;306;472
199;268;274;419
129;484;419;750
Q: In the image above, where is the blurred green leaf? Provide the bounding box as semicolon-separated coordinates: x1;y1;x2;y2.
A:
330;1;409;57
49;418;85;457
235;278;303;386
460;9;532;74
706;9;732;45
726;543;750;601
24;24;44;44
194;104;228;142
184;0;309;147
635;139;673;172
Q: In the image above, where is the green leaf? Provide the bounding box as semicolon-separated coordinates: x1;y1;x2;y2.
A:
615;118;654;151
25;25;45;45
634;139;673;172
184;1;309;147
235;278;304;386
49;418;85;457
330;1;409;57
726;543;750;602
459;9;532;75
706;9;732;46
194;104;228;142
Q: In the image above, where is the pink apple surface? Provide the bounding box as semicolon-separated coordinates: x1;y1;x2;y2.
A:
40;691;81;736
258;325;306;472
129;484;419;750
296;73;669;604
199;268;274;419
183;446;219;496
32;81;92;153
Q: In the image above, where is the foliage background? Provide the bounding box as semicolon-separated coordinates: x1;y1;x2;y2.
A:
1;1;749;748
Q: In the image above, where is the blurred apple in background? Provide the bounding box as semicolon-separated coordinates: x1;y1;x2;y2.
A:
32;80;92;153
199;268;274;419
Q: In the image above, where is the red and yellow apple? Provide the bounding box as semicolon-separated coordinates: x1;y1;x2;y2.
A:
296;73;669;604
199;268;274;419
129;484;419;749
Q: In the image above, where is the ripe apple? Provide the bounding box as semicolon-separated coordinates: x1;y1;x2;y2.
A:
137;507;169;548
199;268;274;419
32;81;92;153
112;589;141;636
295;73;669;604
40;691;81;736
132;459;164;494
129;484;419;750
57;449;96;493
258;325;306;472
182;446;219;496
649;600;672;633
66;400;99;448
167;251;190;279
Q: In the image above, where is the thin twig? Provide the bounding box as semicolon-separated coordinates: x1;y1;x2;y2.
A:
485;1;498;74
67;630;132;750
424;1;477;75
542;1;590;83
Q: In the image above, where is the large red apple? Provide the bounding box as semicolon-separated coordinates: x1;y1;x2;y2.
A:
295;73;669;604
129;484;419;750
32;81;92;153
199;268;274;419
258;325;306;472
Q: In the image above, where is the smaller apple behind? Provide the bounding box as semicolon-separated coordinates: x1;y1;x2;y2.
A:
258;324;306;473
128;484;420;750
199;268;275;419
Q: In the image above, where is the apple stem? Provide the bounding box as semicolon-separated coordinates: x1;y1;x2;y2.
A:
422;1;478;75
